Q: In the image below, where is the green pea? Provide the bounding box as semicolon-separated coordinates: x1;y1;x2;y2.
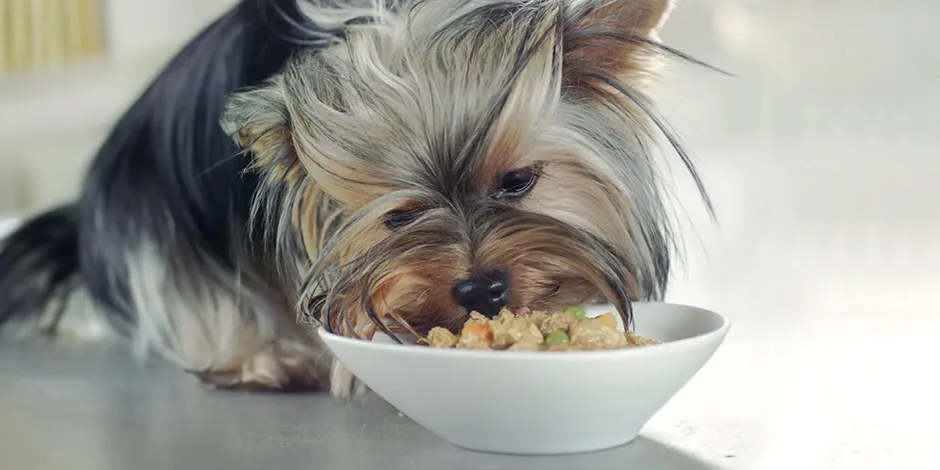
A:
564;305;586;319
545;330;570;345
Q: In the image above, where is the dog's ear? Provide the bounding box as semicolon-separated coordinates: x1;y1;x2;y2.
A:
222;77;384;209
221;81;304;183
562;0;673;91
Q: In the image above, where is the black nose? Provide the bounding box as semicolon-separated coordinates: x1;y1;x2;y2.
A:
452;271;509;318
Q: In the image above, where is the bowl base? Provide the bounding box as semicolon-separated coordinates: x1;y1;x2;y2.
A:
450;434;639;456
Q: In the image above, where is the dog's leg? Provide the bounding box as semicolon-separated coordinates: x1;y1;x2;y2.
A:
78;221;332;391
192;334;334;392
122;242;334;391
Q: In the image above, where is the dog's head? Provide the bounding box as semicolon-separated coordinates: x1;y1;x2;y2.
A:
222;0;707;339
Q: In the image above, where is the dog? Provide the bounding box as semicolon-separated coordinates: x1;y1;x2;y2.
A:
0;0;710;395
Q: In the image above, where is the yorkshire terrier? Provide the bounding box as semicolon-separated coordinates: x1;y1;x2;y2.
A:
0;0;709;395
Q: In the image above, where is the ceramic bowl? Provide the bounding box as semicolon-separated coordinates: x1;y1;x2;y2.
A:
318;302;730;454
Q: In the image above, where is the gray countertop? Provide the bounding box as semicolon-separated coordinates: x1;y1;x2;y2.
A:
4;0;940;469
0;340;726;470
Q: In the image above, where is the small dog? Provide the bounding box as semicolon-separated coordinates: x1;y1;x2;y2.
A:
0;0;709;395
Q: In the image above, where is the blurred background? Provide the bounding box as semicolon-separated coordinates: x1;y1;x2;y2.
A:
1;0;938;469
0;0;235;212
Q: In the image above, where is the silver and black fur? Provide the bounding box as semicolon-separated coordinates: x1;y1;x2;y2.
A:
0;0;710;394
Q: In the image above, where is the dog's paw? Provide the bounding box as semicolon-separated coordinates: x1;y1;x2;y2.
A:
190;340;330;392
329;361;367;400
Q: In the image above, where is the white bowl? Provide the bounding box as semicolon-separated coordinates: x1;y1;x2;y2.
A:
318;302;730;455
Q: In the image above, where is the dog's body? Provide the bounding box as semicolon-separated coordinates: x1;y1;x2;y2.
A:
0;0;708;394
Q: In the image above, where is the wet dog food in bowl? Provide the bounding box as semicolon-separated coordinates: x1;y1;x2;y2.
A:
318;302;731;454
426;307;659;351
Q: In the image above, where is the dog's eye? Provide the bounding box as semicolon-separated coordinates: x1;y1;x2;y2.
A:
384;209;421;231
497;166;540;199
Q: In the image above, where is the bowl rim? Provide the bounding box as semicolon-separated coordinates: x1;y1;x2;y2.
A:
317;302;731;361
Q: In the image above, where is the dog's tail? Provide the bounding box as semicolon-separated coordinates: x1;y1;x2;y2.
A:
0;205;80;336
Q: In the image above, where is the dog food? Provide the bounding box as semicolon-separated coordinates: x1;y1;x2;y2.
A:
426;306;659;351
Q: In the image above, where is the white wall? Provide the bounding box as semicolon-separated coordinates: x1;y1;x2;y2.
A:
0;0;239;214
104;0;237;61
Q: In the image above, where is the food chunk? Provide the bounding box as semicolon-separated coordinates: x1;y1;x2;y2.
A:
426;327;458;348
569;318;628;350
424;306;659;352
596;312;618;329
626;331;660;347
490;310;544;349
536;309;576;336
544;330;570;346
457;322;494;349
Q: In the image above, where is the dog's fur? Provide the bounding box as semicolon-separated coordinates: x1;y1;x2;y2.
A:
0;0;709;394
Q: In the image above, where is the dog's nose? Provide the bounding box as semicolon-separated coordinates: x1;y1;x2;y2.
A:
452;271;509;318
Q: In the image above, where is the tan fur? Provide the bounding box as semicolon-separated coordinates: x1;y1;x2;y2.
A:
563;0;672;93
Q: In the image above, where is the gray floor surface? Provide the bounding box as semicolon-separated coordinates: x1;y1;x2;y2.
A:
1;340;717;470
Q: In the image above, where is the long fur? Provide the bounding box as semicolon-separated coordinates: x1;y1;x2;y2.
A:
1;0;337;390
0;0;710;392
222;0;711;339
